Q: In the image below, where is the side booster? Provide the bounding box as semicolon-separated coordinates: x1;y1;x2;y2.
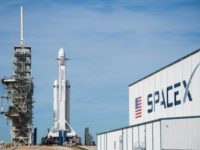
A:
48;48;76;138
53;79;70;130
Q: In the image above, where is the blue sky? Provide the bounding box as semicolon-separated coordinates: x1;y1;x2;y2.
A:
0;0;200;143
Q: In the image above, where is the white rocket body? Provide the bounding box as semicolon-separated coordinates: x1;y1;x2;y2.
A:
53;80;59;129
49;48;76;138
58;48;67;130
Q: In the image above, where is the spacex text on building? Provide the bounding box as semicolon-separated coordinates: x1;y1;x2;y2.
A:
147;80;192;113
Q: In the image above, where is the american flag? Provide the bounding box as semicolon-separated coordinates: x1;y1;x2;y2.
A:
135;97;142;118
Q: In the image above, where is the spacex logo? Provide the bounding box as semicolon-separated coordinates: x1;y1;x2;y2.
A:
133;62;200;118
147;62;200;114
147;80;192;113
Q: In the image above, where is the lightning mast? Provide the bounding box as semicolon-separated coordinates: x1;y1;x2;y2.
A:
1;6;33;145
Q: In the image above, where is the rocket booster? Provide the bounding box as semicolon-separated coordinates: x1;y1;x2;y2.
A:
53;48;70;131
49;48;75;138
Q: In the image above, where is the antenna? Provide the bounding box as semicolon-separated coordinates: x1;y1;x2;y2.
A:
20;6;24;45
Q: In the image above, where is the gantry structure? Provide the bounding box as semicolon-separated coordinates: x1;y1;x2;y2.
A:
1;6;34;145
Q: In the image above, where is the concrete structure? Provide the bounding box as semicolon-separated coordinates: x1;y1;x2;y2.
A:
97;49;200;150
0;6;34;145
85;127;94;146
48;48;76;141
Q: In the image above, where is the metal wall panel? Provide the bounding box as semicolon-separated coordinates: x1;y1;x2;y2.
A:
139;125;145;149
100;134;106;150
97;118;200;150
173;60;183;117
129;83;139;125
105;134;107;150
166;64;176;118
153;121;161;150
143;75;155;122
160;68;168;119
128;86;133;125
97;135;101;150
154;71;162;119
133;126;139;149
122;129;127;150
146;123;153;150
182;56;192;116
162;118;200;150
106;130;122;150
129;51;200;126
191;52;200;116
127;128;133;150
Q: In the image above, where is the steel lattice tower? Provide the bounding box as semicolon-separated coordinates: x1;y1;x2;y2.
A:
1;6;33;145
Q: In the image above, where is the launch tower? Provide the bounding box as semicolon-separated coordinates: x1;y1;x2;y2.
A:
1;6;33;145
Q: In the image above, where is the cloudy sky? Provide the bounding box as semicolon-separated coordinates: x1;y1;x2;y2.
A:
0;0;199;143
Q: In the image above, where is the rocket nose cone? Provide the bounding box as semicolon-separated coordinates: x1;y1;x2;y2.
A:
53;80;58;85
58;48;65;58
53;80;58;88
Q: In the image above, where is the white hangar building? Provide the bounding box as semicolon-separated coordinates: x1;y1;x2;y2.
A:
97;49;200;150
